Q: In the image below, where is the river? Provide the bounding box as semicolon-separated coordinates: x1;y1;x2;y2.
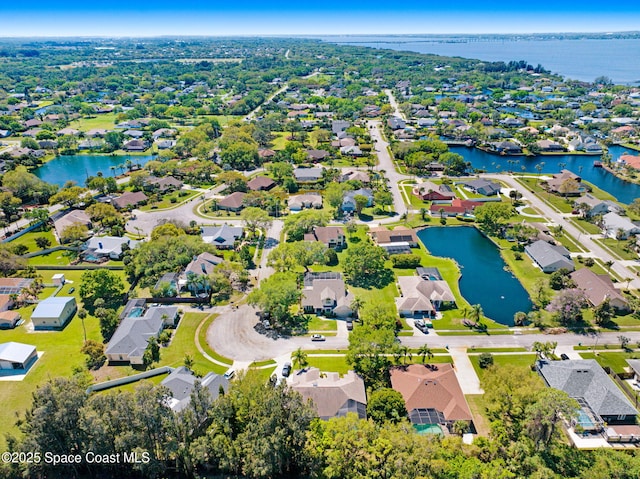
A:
451;144;640;205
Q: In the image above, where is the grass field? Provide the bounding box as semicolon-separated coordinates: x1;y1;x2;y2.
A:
306;316;338;332
139;189;200;211
579;351;640;374
594;237;638;261
469;353;537;379
6;228;58;254
69;113;118;132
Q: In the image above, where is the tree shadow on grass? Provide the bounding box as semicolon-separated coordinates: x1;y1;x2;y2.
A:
348;269;395;289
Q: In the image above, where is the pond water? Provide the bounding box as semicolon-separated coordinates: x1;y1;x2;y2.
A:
451;144;640;205
34;154;155;186
417;226;532;326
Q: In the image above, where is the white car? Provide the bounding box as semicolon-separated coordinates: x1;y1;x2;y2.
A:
223;369;236;380
311;334;326;342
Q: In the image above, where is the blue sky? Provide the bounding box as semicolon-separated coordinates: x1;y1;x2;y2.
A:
2;1;640;36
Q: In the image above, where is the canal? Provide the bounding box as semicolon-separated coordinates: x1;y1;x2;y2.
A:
451;144;640;205
34;154;155;187
417;226;532;326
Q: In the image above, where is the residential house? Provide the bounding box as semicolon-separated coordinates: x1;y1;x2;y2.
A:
56;127;81;136
387;116;406;130
111;191;148;210
396;276;455;318
340;169;370;184
342;188;374;213
53;209;92;238
489;141;522;155
340;145;363;156
0;342;38;371
331;120;350;135
536;139;565;152
306;149;330;162
390;364;473;434
288;368;367;420
106;305;179;364
537;359;638;428
145;176;183;192
369;226;419;250
155;139;176;150
288;193;323;211
161;366;229;412
462;179;501;196
429;199;482;217
293;167;324;183
247;176;276;191
602;212;640;239
575;194;624;217
31;296;77;330
257;149;276;160
570;268;628;312
201;224;243;249
304;226;345;249
0;311;21;329
217;191;246;212
123;139;149;152
545;170;588;196
123;129;144;138
84;236;138;260
182;252;224;285
413;182;456;201
524;240;574;273
301;272;354;318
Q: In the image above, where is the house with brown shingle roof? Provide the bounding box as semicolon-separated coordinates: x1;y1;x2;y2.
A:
368;226;418;248
54;209;92;238
111;191;148;210
247;176;276;191
390;363;473;433
304;226;345;249
217;191;246;212
288;368;367;420
570;268;629;312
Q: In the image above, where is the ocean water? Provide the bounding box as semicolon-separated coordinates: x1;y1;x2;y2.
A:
322;36;640;84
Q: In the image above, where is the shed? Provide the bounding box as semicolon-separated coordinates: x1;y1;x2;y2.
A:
31;296;77;330
0;342;37;370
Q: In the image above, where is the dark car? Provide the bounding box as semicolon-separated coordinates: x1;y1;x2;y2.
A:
282;362;292;377
346;320;353;331
560;353;570;360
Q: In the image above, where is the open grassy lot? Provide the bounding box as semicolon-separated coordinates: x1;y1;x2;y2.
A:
68;113;118;132
5;229;58;254
306;316;338;332
466;394;491;436
139;189;201;211
594;237;638;261
400;183;426;208
572;218;602;235
469;353;537;379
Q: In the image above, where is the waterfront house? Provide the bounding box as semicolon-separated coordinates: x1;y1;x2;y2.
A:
396;276;455;318
462;179;501;196
489;141;522;155
524;240;574;273
368;226;419;248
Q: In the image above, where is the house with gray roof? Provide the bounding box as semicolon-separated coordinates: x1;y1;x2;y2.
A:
84;236;139;260
301;273;354;318
54;209;92;238
524;240;574;273
601;212;640;239
462;179;501;196
342;188;373;213
31;296;76;330
537;359;638;425
293;167;324;183
182;252;224;281
288;368;366;420
288;193;323;211
106;305;178;364
396;276;455;318
161;366;229;412
201;224;243;249
575;194;623;218
331;120;350;135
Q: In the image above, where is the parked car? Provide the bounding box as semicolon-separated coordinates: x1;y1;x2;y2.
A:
223;369;235;379
415;320;429;334
346;320;353;331
68;287;75;293
560;353;570;360
311;334;326;341
282;362;292;377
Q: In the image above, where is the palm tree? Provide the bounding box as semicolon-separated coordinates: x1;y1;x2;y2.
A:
451;420;468;437
183;354;195;369
605;260;614;273
350;297;363;319
292;347;308;370
420;207;427;220
417;344;433;364
470;304;483;325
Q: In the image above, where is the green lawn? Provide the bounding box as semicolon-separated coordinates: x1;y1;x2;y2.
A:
579;351;640;374
306;356;350;374
68;113;118;132
594;238;638;261
469;353;538;379
139;189;201;211
468;347;528;353
195;314;233;367
306;316;339;332
270;131;290;151
6;229;58;254
466;394;491;436
400;183;426;208
572;218;602;235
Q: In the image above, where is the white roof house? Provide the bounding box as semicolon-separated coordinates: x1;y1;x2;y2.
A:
84;236;139;260
0;342;38;370
602;212;640;239
31;296;77;330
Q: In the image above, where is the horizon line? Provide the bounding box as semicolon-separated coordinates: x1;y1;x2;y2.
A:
1;30;639;39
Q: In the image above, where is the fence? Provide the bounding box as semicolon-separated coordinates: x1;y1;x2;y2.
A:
86;366;173;394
